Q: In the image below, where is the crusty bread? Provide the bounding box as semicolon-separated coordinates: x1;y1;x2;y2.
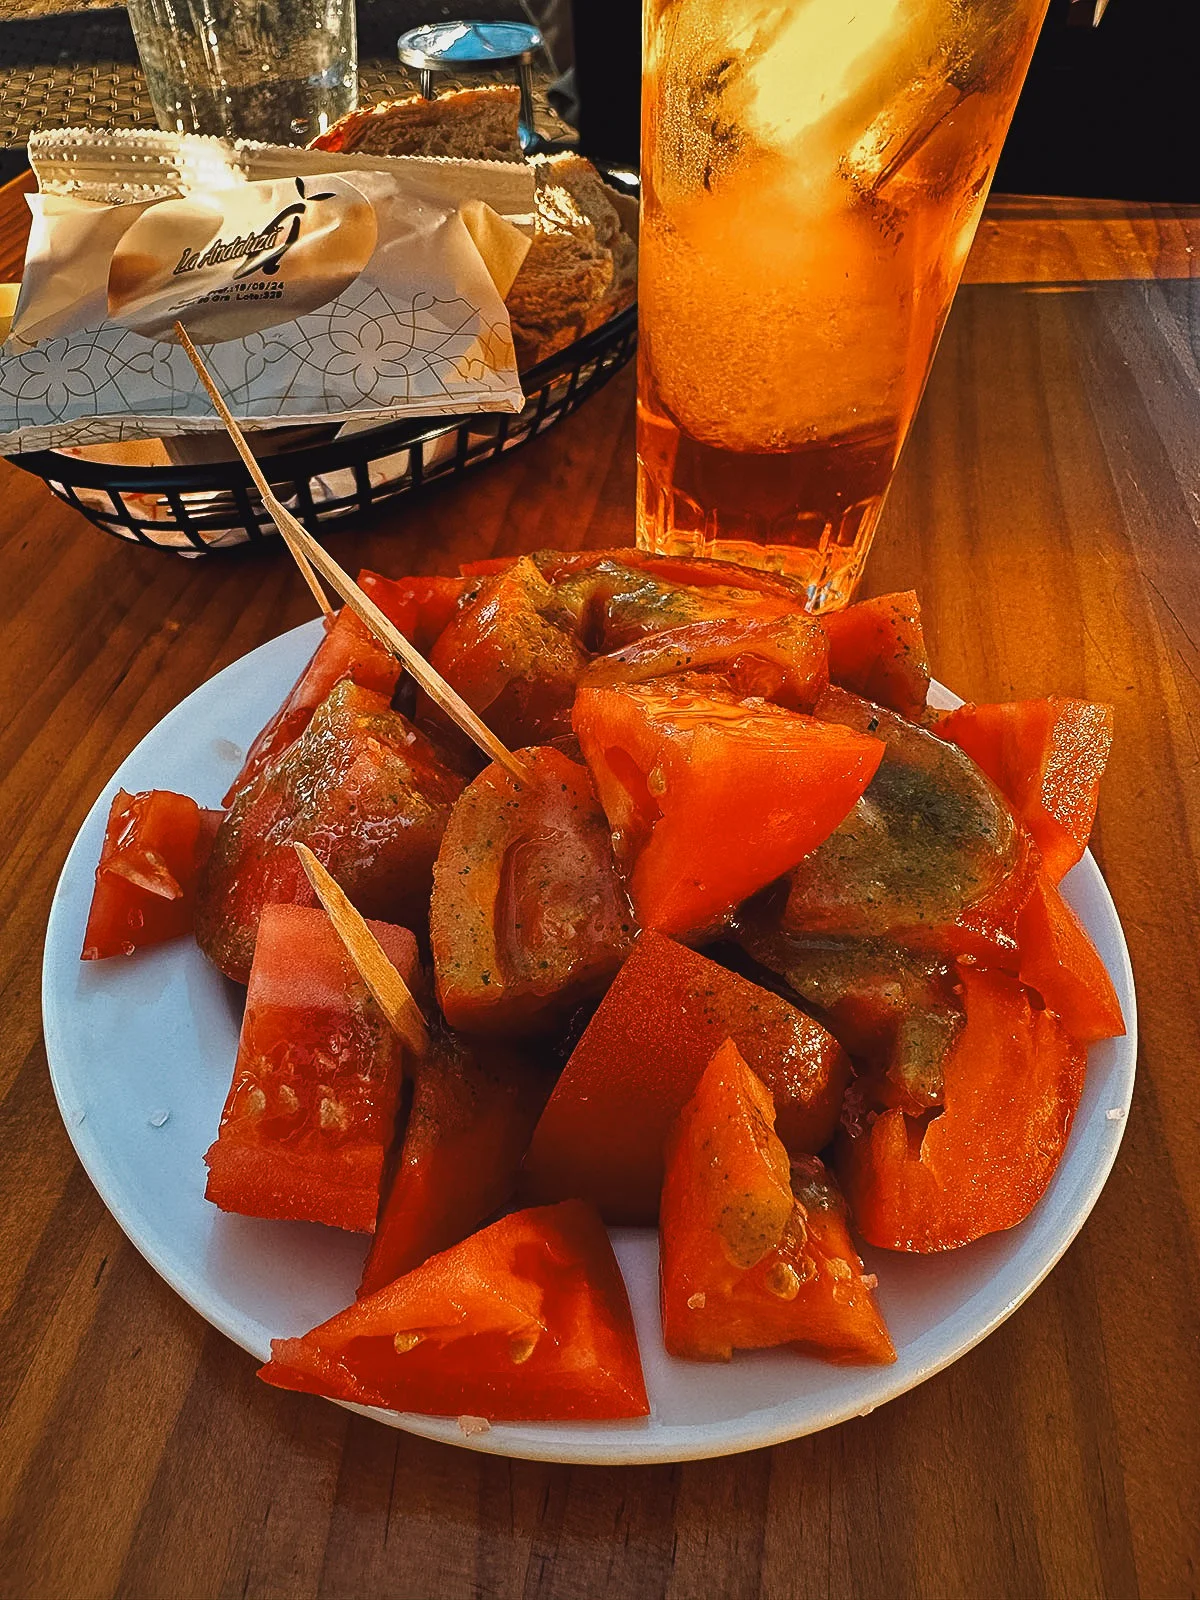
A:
311;85;524;161
312;91;637;368
506;152;637;367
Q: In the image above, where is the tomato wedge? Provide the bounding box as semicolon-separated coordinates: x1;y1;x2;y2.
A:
819;591;929;721
427;556;587;747
738;927;965;1117
521;932;851;1224
223;607;401;805
430;745;636;1035
837;965;1087;1251
259;1201;650;1422
581;612;828;710
936;697;1113;884
661;1041;894;1365
196;680;465;984
361;570;469;653
783;687;1037;965
573;680;883;938
82;788;221;959
204;903;418;1233
359;1030;552;1296
1016;873;1125;1044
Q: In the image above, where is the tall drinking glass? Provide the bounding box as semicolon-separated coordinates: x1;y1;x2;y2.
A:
638;0;1050;610
127;0;357;145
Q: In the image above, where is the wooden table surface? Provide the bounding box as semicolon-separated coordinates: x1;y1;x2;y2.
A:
1;176;1198;1600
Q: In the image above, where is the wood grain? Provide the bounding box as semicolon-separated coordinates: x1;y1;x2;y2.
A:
1;172;1198;1600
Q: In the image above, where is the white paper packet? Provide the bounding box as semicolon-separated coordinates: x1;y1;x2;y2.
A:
0;127;536;454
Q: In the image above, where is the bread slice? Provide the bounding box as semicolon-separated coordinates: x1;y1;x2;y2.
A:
311;85;524;161
506;152;637;367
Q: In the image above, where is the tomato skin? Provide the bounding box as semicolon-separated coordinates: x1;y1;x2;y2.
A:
82;789;220;959
259;1201;649;1422
783;687;1038;967
204;903;418;1233
358;1031;551;1296
196;680;465;984
660;1041;894;1365
581;612;829;710
430;745;636;1035
521;932;851;1224
1016;874;1125;1044
462;548;808;606
936;698;1113;884
427;556;587;748
837;966;1087;1252
573;680;884;940
224;607;402;807
361;571;469;653
819;591;930;722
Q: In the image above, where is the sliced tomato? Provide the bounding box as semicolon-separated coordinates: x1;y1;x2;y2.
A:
783;687;1037;966
196;680;465;984
223;607;402;806
204;903;417;1232
581;612;828;710
361;570;469;653
521;932;851;1225
553;558;803;654
359;1031;552;1296
837;965;1087;1251
738;927;965;1117
427;555;587;747
82;788;221;959
430;744;636;1035
660;1041;894;1365
936;697;1113;884
573;681;883;938
1017;874;1125;1044
462;549;807;607
259;1201;649;1422
819;591;929;722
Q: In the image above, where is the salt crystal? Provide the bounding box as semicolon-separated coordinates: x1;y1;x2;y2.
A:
1106;1107;1125;1122
456;1415;491;1437
861;1273;879;1290
148;1109;170;1128
687;1292;707;1311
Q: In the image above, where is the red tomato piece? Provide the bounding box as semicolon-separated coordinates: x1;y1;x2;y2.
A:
782;687;1038;966
427;555;587;747
573;681;884;938
361;570;469;653
520;932;852;1225
660;1041;894;1364
223;608;401;805
581;612;829;710
204;903;418;1232
461;550;807;607
359;1031;552;1296
738;927;965;1118
430;745;636;1035
553;557;803;654
1016;874;1125;1044
936;698;1113;884
819;591;930;722
82;789;221;959
837;966;1087;1251
196;680;465;984
259;1201;650;1422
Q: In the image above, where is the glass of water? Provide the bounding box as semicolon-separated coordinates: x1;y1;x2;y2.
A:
127;0;358;145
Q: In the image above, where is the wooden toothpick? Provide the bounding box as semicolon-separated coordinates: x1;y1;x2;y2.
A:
174;321;332;615
294;842;430;1056
176;320;530;783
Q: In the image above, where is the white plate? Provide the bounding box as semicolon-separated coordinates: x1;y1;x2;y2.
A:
42;619;1137;1464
